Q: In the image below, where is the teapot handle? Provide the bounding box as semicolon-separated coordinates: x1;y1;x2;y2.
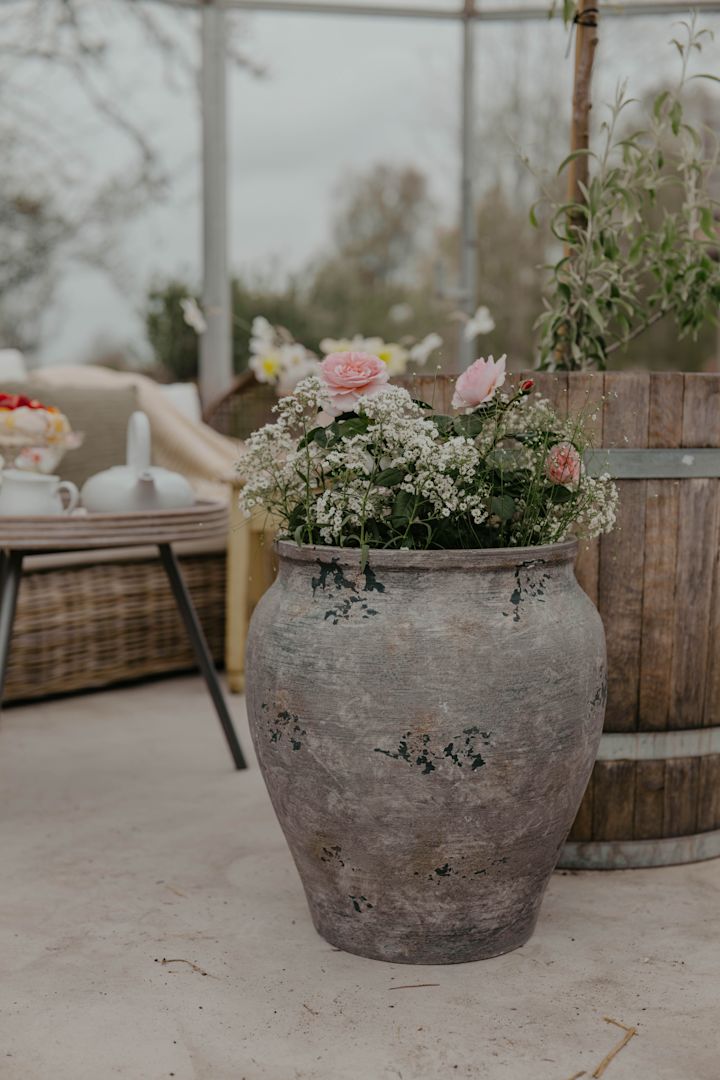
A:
58;481;79;514
127;411;152;472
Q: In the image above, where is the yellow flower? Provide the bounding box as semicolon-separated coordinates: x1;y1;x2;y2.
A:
250;349;282;384
375;343;409;376
261;355;280;378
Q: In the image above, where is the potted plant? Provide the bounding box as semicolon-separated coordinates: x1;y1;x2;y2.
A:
528;17;720;868
240;352;616;964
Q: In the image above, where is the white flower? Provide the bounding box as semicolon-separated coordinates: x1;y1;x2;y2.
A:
251;315;274;343
375;341;410;376
388;302;414;324
248;317;319;393
249;315;276;356
249;348;283;384
277;353;321;396
463;305;495;341
180;297;207;335
319;335;365;355
319;334;410;376
410;332;443;367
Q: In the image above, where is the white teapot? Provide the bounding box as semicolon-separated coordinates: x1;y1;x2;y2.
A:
0;469;79;516
80;411;195;514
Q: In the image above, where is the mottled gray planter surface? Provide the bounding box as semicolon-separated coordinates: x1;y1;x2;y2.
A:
246;541;606;965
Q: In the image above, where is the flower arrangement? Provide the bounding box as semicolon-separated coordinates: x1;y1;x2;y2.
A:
0;392;81;473
238;352;618;552
247;316;443;396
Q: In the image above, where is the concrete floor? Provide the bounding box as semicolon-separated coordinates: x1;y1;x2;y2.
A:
1;676;717;1080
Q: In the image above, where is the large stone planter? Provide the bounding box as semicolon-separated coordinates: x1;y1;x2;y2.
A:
246;540;606;964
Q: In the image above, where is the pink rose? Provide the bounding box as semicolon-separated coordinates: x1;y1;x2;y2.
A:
320;351;389;415
546;442;582;486
451;354;507;410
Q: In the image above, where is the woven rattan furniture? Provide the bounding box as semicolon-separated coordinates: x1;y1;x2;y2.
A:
203;372;276;442
0;501;246;770
5;545;226;702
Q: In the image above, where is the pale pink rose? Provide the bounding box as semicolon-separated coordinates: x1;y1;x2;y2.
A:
320;351;389;415
546;442;582;486
451;354;507;409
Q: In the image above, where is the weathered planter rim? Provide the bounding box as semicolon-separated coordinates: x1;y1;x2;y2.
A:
275;537;578;571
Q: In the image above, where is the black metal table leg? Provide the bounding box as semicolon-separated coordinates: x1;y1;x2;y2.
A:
0;549;23;706
158;543;247;770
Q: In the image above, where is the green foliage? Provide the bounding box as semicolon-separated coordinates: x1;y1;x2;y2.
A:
534;19;720;371
145;280;201;382
145;276;322;382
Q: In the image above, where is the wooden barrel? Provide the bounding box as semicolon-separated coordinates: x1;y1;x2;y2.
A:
400;371;720;868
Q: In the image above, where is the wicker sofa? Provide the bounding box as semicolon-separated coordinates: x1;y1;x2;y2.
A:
2;381;227;703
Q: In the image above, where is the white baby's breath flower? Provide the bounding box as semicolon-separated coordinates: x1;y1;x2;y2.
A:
236;370;617;552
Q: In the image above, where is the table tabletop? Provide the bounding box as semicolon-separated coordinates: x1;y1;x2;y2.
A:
0;499;229;550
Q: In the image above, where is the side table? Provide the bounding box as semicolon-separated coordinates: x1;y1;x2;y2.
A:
0;501;246;770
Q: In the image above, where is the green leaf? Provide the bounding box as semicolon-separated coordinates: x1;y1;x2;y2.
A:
360;543;369;573
490;495;516;521
549;484;576;504
556;148;596;176
454;413;487;438
653;90;670;119
431;414;455;435
390;490;415;528
328;415;370;442
411;398;433;410
293;525;305;546
670;99;683;136
699;206;716;240
374;467;406;487
287;503;306;531
586;301;606;330
298;425;328;450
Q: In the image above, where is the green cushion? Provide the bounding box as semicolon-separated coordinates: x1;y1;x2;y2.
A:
0;381;139;486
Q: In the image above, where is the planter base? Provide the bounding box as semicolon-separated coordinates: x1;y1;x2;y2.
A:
311;905;540;966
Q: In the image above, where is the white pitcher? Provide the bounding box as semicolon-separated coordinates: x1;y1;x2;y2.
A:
0;469;79;516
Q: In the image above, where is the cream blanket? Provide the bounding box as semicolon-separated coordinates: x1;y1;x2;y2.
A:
30;366;239;503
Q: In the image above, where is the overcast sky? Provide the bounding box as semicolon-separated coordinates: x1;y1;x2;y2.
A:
26;4;720;365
